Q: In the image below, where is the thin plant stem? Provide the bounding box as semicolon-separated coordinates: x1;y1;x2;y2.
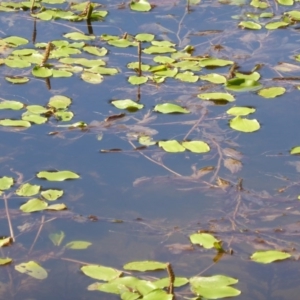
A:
28;215;45;254
210;139;223;183
3;193;14;242
138;41;142;77
183;108;207;140
128;140;182;177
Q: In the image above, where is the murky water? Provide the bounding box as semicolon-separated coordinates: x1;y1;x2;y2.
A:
0;0;300;299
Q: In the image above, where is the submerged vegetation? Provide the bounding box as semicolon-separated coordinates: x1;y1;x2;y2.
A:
0;0;300;299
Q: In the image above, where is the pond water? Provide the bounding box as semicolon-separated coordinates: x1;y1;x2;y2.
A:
1;0;300;299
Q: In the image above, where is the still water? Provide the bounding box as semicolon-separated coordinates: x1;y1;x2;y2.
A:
0;0;300;299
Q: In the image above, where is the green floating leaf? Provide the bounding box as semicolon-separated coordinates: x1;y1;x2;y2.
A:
197;92;235;102
15;261;47;280
138;136;156;146
0;237;11;247
20;199;48;213
235;71;260;81
250;0;269;8
154;103;189;114
250;250;291;263
225;78;262;92
128;76;148;85
158;140;185;153
93;276;141;294
182;141;210;153
54;111;74;122
175;71;198;82
36;170;80;181
5;76;29;84
153;277;189;289
265;21;289;30
198;57;234;67
0;100;24;110
153;56;175;64
81;265;122;281
22;114;47;125
239;21;262;30
59;57;105;67
81;71;103;84
190;275;241;299
16;183;40;197
285;10;300;20
0;119;31;128
49;231;65;246
135;33;155;42
108;39;137;48
123;261;167;271
143;46;176;54
5;57;31;68
130;0;152;12
190;233;219;249
26;105;49;114
143;290;172;300
83;46;108;56
153;68;178;78
3;36;28;47
258;87;286;98
61;240;89;250
111;99;144;110
47;203;67;210
41;189;64;201
277;0;293;5
52;69;73;78
63;32;95;41
127;62;150;71
291;146;300;155
226;106;255;116
229;116;260;132
200;73;227;84
48;95;71;110
88;66;118;75
0;258;12;266
32;66;53;78
0;176;13;190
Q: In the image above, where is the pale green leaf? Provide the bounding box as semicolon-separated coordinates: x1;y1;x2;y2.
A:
65;241;91;249
250;250;291;263
81;71;103;84
226;106;255;116
130;0;152;12
158;140;185;153
258;87;286;98
123;261;167;271
15;261;47;279
49;231;65;246
111;99;143;110
229;116;260;132
0;119;31;127
128;76;148;85
81;265;122;280
182;141;210;153
291;146;300;155
0;176;13;190
197;92;235;102
48;95;71;109
154;103;189;114
36;170;80;181
0;258;12;265
239;21;262;30
16;183;40;197
20;199;48;213
41;189;63;201
0;100;24;110
190;233;219;249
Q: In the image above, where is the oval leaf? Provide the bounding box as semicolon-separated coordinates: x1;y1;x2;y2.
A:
154;103;189;114
158;140;185;153
250;250;291;264
15;261;47;279
190;233;219;249
123;261;167;271
36;170;80;181
182;141;210;153
20;199;48;213
229;116;260;132
81;265;122;281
